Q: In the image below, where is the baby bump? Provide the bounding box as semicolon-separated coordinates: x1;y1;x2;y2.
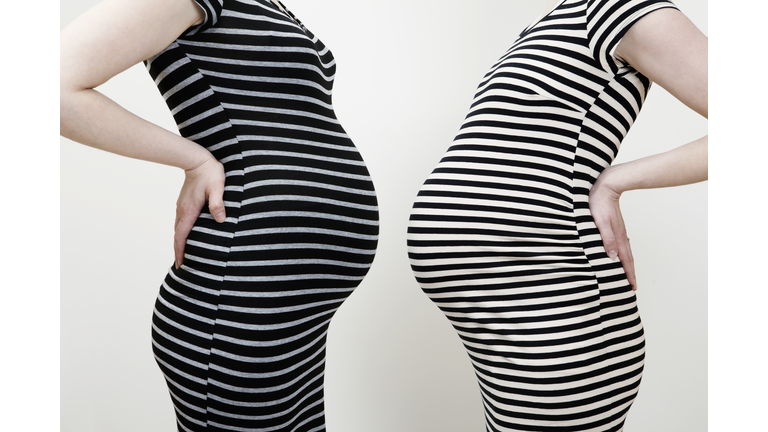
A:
408;148;580;255
181;136;379;286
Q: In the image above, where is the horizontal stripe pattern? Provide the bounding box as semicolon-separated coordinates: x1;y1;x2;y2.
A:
407;1;675;431
144;0;377;431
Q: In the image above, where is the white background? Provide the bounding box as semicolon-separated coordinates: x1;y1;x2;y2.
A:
45;0;714;430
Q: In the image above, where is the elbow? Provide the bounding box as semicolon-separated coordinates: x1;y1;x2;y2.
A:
60;92;72;138
59;86;77;139
59;70;90;139
60;66;76;137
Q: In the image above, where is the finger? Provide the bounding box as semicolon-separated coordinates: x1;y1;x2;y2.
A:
604;237;618;261
627;240;637;290
617;236;637;290
610;209;636;290
595;217;618;261
174;213;195;269
208;188;226;223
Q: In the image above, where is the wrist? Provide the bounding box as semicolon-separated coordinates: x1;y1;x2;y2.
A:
593;165;626;198
182;149;217;173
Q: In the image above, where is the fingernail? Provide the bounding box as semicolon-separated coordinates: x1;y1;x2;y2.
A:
608;250;618;261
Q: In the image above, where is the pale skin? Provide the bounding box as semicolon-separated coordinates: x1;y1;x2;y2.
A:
60;0;300;269
592;7;708;290
61;0;707;285
61;0;221;269
535;1;707;290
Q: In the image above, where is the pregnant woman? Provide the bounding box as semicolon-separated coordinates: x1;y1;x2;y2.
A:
407;0;707;430
61;0;378;430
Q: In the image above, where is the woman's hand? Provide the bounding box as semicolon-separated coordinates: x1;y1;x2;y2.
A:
174;156;227;269
587;7;709;290
589;164;636;290
60;0;213;270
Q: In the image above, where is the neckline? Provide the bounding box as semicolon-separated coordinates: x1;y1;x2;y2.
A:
520;0;567;35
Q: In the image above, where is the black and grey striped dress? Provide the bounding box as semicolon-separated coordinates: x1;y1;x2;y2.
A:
145;1;378;430
407;0;677;430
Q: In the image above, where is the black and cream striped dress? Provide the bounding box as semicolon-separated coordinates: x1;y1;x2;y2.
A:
407;0;677;430
145;1;378;430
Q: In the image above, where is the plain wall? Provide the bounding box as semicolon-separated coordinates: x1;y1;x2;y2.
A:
60;1;708;431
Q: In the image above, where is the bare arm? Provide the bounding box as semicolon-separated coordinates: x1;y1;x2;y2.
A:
61;0;205;165
589;7;708;290
60;0;225;268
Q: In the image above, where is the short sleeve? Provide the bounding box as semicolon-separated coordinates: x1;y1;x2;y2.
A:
587;0;679;74
184;0;224;36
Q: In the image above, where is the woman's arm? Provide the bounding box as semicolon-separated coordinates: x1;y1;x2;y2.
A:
589;7;708;290
61;0;225;268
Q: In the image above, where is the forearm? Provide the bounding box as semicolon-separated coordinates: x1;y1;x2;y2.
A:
597;135;708;194
60;0;208;171
60;87;211;171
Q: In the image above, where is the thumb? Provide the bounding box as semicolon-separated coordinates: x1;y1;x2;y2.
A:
208;188;226;223
593;213;618;261
602;229;618;261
